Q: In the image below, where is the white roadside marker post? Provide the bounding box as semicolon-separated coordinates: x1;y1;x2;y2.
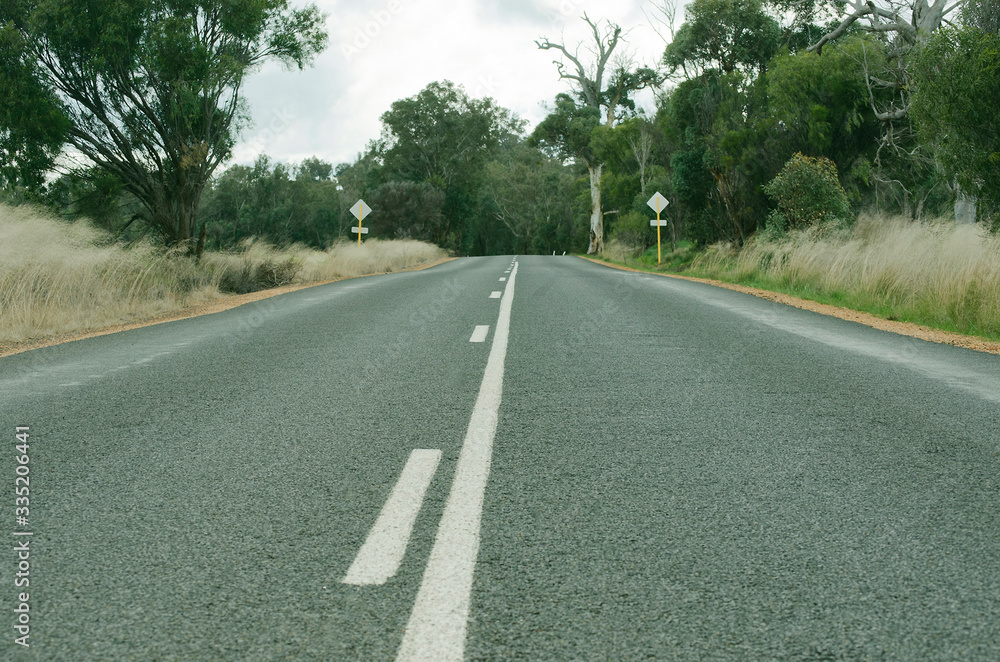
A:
648;192;669;265
351;199;372;247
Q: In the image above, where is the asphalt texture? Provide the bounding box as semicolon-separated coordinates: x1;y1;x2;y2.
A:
1;255;999;661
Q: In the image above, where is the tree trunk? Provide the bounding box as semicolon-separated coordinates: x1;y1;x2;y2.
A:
955;182;978;224
196;222;207;260
587;163;604;255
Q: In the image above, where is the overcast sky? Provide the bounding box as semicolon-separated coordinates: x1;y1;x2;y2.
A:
231;0;682;169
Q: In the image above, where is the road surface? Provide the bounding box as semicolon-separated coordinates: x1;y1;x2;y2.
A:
2;255;999;660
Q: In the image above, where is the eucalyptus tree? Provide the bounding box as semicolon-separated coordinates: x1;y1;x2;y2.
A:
536;14;661;254
911;3;1000;226
0;0;327;249
374;81;524;252
808;0;965;217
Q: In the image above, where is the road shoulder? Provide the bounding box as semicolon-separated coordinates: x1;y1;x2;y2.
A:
0;257;457;359
579;255;1000;356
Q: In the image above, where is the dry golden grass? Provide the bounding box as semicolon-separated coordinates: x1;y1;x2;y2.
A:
692;213;1000;338
600;239;641;264
0;205;447;344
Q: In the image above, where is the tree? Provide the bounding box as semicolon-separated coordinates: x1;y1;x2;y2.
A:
658;0;786;244
964;0;1000;31
375;81;523;252
368;181;445;242
0;0;327;249
663;0;782;78
479;142;585;255
764;152;852;229
0;21;67;191
767;36;881;205
536;14;662;254
806;1;965;217
911;24;1000;226
199;155;341;249
296;157;334;183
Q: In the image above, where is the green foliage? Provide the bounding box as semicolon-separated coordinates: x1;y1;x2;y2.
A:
764;153;851;229
663;0;782;76
0;23;68;190
199;155;341;249
368;181;445;242
963;0;1000;33
375;80;523;252
766;36;880;208
475;143;584;255
768;38;876;162
528;93;601;163
1;0;328;244
911;26;1000;226
609;210;650;254
43;168;144;237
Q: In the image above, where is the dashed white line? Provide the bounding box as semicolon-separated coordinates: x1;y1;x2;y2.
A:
397;261;519;662
342;449;442;586
489;291;502;299
499;277;506;282
469;325;490;343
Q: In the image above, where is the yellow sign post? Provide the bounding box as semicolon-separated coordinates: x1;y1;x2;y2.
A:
647;192;669;265
350;199;372;246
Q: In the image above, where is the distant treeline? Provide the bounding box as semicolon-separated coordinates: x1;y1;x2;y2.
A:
2;0;997;256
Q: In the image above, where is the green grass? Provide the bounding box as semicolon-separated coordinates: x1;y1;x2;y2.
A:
596;214;1000;342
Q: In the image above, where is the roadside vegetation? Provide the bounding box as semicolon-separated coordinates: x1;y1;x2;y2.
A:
1;0;997;345
597;213;1000;340
0;205;446;344
692;216;1000;339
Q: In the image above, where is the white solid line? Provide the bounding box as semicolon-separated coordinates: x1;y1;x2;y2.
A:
489;291;502;299
397;262;519;662
341;449;442;586
469;325;490;343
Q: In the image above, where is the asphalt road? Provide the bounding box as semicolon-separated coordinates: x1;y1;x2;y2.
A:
2;255;999;660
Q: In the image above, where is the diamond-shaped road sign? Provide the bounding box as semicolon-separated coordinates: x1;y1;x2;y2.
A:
647;192;669;213
351;199;372;221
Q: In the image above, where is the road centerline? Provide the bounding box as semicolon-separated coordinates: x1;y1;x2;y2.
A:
397;260;519;662
342;449;443;586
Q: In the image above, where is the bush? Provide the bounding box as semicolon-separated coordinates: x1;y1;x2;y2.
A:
610;210;651;255
764;153;852;229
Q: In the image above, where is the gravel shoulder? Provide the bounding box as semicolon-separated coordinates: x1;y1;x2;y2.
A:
581;256;1000;356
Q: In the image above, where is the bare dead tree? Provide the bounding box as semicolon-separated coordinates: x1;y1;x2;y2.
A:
644;0;680;45
810;0;962;55
627;125;654;196
536;14;624;126
536;15;661;253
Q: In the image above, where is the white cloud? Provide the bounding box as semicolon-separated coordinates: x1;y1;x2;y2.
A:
232;0;677;168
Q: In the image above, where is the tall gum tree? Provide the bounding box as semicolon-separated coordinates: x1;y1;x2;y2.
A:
0;0;327;248
536;14;661;254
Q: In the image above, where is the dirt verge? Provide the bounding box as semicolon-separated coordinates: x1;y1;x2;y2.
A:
580;256;1000;356
0;256;456;359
